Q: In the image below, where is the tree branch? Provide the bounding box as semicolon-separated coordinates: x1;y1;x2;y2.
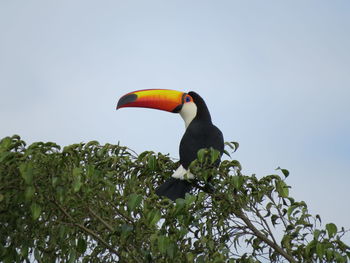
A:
234;209;297;263
268;195;288;229
252;206;278;246
74;222;119;256
53;200;119;257
88;207;114;232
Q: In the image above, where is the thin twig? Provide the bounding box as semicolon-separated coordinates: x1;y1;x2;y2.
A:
88;207;114;232
53;200;119;257
253;206;278;246
75;223;119;256
53;200;74;221
234;209;297;263
107;200;134;223
268;195;288;229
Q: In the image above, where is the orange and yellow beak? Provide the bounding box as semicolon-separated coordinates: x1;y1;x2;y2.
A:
117;89;191;113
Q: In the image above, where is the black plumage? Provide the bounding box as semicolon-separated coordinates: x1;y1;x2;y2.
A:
156;91;224;200
179;92;224;169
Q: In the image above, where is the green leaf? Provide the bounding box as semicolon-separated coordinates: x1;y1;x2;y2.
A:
30;202;41;220
24;186;35;201
86;165;95;178
56;186;65;203
197;149;206;163
175;198;186;215
276;180;289;198
185;193;196;205
148;155;157;170
186;252;195;262
316;242;325;259
121;224;133;240
73;167;82;176
232;142;239;152
313;229;321;240
52;177;59;187
196;255;206;263
59;225;67;239
326;249;334;261
315;214;322;225
210;148;220;164
326;223;338;238
34;248;41;262
20;245;29;258
147;209;161;225
305;240;316;258
68;249;77;263
276;167;289;178
225;141;239;152
0;137;12;151
231;176;244;190
138;151;150;161
127;193;142;211
281;169;289;177
0;152;12;162
271;214;279;226
77;238;87;254
72;167;82;192
335;252;346;262
166;241;176;258
265;202;273;217
19;163;34;185
223;150;231;157
157;236;168;254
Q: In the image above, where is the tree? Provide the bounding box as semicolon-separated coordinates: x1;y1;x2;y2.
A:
0;135;349;262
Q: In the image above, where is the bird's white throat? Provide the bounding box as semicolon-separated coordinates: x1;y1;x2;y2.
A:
180;102;197;128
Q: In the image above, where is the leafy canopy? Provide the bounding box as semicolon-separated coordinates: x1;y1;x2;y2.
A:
0;135;349;262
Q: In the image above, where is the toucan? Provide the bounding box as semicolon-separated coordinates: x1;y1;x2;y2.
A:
117;89;224;201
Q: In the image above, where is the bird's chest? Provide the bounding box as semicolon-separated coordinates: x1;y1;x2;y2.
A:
179;123;214;167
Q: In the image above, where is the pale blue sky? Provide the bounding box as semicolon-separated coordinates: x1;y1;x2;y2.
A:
1;0;349;238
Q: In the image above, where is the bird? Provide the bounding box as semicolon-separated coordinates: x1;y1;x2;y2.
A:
117;89;224;201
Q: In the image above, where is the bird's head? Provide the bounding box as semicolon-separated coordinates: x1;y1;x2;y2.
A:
117;89;201;127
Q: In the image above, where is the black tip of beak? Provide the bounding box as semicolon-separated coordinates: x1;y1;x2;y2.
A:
116;93;137;109
172;104;183;113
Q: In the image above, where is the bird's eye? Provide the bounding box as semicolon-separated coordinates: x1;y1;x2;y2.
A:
185;96;192;103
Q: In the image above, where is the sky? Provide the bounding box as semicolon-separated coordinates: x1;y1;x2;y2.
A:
1;0;349;241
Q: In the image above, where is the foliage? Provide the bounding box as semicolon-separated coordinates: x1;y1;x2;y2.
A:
0;135;349;263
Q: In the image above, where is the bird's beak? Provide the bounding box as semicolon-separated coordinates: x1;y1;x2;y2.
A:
117;89;188;113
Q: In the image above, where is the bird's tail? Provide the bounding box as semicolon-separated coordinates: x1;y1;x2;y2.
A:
155;177;192;201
